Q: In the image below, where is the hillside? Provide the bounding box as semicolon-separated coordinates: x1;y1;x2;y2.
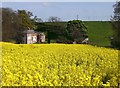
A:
84;21;113;47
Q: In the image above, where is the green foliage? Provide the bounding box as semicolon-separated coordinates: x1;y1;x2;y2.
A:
111;1;120;49
18;10;36;30
36;20;88;44
36;22;67;43
66;20;88;43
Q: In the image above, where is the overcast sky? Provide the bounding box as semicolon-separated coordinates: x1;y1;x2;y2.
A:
2;2;115;21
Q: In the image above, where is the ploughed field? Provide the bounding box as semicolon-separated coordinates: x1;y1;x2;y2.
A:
1;42;118;86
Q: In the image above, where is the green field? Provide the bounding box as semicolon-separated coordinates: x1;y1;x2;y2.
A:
84;21;113;47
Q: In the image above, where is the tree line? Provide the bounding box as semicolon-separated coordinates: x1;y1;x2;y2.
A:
35;20;88;44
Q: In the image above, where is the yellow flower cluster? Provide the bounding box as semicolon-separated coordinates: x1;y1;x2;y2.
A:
1;42;119;86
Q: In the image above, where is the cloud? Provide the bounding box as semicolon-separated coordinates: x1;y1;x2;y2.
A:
41;2;51;6
39;2;51;7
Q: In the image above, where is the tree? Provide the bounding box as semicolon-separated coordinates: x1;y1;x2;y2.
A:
18;10;36;30
66;20;88;43
46;24;65;43
16;10;36;43
35;22;65;43
33;16;43;22
2;8;36;43
2;8;19;42
48;16;61;22
111;1;120;49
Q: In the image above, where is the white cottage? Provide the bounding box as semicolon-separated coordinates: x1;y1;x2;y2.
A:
23;30;45;44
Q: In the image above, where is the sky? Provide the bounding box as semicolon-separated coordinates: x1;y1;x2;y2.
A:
1;0;116;2
2;2;116;21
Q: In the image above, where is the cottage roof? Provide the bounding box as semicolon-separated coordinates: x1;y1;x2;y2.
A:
23;30;37;34
23;30;45;36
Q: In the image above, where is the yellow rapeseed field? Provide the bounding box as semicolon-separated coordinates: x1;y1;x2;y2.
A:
0;42;119;86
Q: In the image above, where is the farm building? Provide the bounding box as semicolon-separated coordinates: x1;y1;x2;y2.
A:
23;30;45;44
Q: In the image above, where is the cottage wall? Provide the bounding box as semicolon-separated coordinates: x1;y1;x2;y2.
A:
23;30;45;44
40;35;45;42
27;34;37;44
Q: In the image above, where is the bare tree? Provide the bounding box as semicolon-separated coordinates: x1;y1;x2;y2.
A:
48;16;61;22
33;16;43;22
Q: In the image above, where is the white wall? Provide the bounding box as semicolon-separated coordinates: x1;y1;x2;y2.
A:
27;34;37;44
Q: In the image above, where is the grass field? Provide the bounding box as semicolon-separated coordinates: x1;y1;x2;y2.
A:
84;21;113;47
1;42;118;86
